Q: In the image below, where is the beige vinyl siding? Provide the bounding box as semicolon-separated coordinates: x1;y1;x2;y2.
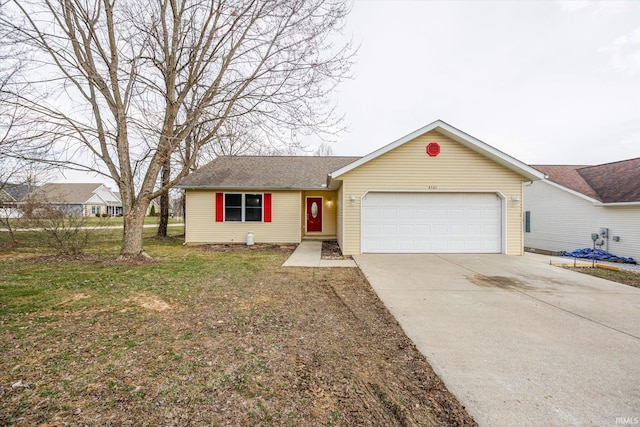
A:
185;190;301;244
524;181;640;261
337;130;526;255
302;191;338;237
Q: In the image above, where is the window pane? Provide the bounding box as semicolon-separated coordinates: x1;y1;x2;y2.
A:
245;194;262;207
245;194;262;222
225;193;242;221
225;193;242;207
225;207;242;221
245;208;262;221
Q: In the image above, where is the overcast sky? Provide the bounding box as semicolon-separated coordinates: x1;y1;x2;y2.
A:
325;0;640;166
56;0;640;184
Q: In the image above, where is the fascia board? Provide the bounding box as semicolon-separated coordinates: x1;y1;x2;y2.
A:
176;185;324;191
599;201;640;207
434;122;545;181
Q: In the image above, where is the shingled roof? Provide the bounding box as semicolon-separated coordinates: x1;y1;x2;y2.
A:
532;157;640;203
32;183;109;204
178;156;361;190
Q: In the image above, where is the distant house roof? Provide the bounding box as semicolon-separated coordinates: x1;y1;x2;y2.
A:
532;157;640;204
177;156;361;190
32;183;118;204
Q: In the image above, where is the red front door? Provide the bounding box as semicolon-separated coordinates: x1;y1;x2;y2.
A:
306;197;323;232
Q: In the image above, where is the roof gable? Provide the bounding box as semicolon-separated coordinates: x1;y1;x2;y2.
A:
330;120;544;182
1;183;30;201
178;156;361;190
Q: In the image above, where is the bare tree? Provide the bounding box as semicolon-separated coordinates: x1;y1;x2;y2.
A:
314;141;335;156
2;0;354;258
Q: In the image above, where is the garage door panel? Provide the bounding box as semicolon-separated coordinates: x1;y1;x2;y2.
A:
380;208;398;219
465;208;482;220
415;224;431;234
431;240;450;251
449;209;464;219
362;192;502;253
432;209;449;219
398;224;414;234
414;208;430;219
398;209;414;220
449;224;465;234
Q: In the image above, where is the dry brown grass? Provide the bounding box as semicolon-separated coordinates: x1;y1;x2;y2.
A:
565;266;640;289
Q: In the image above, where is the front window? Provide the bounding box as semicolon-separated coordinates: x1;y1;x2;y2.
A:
225;193;262;222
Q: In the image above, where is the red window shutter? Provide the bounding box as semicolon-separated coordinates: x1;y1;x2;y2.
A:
264;193;272;222
215;193;224;222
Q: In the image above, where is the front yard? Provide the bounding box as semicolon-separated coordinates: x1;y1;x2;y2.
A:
0;228;475;426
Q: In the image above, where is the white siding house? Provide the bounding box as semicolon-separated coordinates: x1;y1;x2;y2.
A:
524;160;640;262
30;183;123;217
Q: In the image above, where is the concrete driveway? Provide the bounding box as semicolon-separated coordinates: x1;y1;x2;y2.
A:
355;253;640;427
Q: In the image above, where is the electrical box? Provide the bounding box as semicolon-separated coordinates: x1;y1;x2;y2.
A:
591;233;599;241
600;228;609;238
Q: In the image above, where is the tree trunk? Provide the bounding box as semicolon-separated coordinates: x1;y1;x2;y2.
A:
157;158;170;237
120;201;150;258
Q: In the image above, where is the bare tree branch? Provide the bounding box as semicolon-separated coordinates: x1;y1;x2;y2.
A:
1;0;355;257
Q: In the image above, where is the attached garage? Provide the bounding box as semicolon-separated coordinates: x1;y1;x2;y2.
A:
361;192;503;253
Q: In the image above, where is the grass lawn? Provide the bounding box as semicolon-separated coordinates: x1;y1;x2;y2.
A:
0;228;475;426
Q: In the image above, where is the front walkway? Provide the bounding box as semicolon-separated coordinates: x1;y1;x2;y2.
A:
282;240;357;267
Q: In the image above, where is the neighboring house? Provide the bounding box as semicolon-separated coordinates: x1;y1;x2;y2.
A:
30;183;123;217
0;183;30;218
177;120;544;255
525;158;640;261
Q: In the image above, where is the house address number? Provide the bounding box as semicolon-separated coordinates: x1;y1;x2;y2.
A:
428;185;437;190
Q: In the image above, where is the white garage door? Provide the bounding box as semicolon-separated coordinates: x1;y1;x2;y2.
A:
361;192;502;253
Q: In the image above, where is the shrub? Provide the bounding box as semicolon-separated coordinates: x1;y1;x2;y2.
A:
34;211;92;255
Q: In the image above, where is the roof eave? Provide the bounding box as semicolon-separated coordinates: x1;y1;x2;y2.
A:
542;179;602;204
176;185;331;191
330;120;545;182
598;201;640;207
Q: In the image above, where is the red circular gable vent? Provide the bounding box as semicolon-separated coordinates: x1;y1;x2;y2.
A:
426;142;440;157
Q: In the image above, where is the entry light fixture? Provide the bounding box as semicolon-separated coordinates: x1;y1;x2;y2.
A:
511;196;521;205
350;195;356;204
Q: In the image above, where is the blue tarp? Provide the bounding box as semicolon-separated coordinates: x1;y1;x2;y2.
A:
561;248;636;264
